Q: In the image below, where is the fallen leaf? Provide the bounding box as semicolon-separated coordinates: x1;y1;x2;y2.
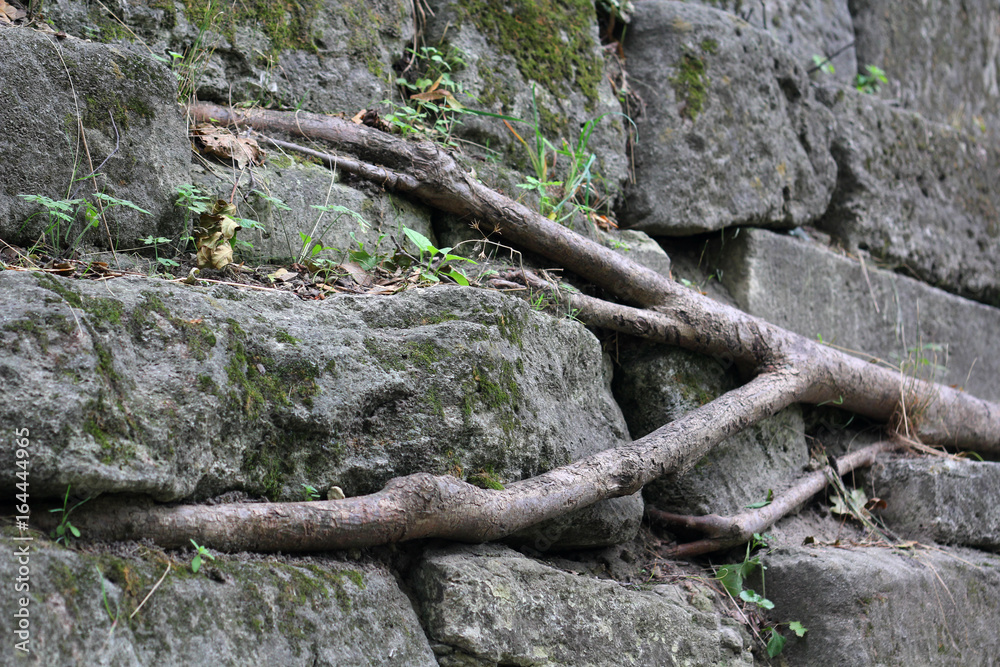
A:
191;125;265;170
0;0;26;22
194;200;241;269
267;268;298;282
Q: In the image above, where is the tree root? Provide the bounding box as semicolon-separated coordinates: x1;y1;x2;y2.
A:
50;103;999;555
647;438;907;558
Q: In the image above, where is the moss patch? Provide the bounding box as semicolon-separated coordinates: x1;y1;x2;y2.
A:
181;0;323;56
459;0;604;113
670;52;709;121
224;323;321;418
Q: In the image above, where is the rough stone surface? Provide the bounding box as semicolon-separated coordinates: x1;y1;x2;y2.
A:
0;535;436;666
814;86;1000;306
711;227;1000;403
690;0;858;85
191;156;435;263
613;341;809;515
0;27;189;248
43;0;406;115
410;543;754;666
764;545;1000;665
0;273;629;512
865;455;1000;552
419;0;630;192
619;0;836;234
850;0;1000;134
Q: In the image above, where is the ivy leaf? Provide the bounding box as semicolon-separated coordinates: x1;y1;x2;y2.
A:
766;630;787;658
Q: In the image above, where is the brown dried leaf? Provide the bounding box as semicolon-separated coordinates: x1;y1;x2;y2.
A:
0;0;26;22
268;268;298;283
191;125;265;170
194;200;240;269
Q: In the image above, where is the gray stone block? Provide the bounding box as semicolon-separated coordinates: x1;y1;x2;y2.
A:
0;540;437;666
0;28;189;248
815;86;1000;306
410;543;753;666
689;0;858;86
765;545;1000;665
42;0;405;114
867;455;1000;551
619;0;836;234
714;227;1000;402
851;0;1000;134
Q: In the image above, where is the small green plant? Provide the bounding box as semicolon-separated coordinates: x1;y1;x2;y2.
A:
855;65;888;94
471;87;632;228
715;533;807;657
49;485;89;545
142;236;180;271
97;566;122;632
301;483;321;501
401;227;476;285
150;2;219;102
19;193;150;254
174;183;214;216
811;54;835;75
189;539;216;573
387;45;468;146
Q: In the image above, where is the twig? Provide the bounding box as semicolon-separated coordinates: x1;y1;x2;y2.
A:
130;563;171;619
166;275;283;292
807;41;856;74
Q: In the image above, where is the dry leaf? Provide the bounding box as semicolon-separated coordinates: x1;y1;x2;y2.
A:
268;268;298;283
191;125;265;170
0;1;27;23
194;200;241;269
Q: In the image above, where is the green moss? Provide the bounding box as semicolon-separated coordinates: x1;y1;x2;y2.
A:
344;0;389;78
197;375;218;395
93;340;122;388
495;310;526;349
404;340;450;369
670;52;709;121
274;329;299;345
83;297;124;326
36;274;83;308
425;387;445;418
699;38;719;54
82;395;138;464
363;337;405;371
269;563;365;614
459;0;604;112
465;360;523;435
467;467;505;490
181;0;323;56
225;325;321;417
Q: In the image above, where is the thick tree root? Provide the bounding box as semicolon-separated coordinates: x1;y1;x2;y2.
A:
48;103;998;555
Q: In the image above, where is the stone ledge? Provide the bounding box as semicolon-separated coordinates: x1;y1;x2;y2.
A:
866;455;1000;552
713;227;1000;402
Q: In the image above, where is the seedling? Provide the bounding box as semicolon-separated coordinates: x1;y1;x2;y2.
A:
715;533;806;657
301;483;321;501
49;485;89;545
855;65;888;94
189;539;216;573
